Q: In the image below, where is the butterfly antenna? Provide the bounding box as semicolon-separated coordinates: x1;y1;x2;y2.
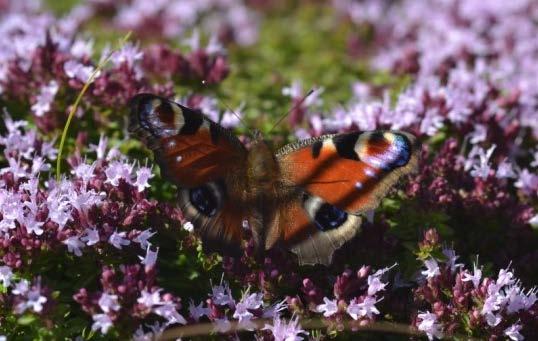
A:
201;80;252;136
269;88;315;134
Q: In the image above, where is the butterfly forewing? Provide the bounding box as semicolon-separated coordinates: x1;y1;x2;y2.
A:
272;131;420;265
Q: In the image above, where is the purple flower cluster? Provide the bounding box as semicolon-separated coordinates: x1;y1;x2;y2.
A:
0;115;177;269
0;2;231;132
221;229;394;334
77;0;260;46
413;229;537;340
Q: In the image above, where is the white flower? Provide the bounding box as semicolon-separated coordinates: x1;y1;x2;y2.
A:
442;247;462;273
111;42;143;68
211;279;235;307
367;273;387;296
12;279;29;295
108;230;131;249
461;263;482;288
134;167;154;192
505;285;536;313
504;323;524;341
263;315;308;341
137;289;163;308
70;38;94;58
64;60;96;83
26;287;48;313
347;297;381;320
316;297;338;317
189;300;210;321
15;282;48;314
98;293;120;313
132;322;165;341
92;313;113;334
89;134;108;160
133;228;156;249
31;81;59;117
481;284;504;321
417;311;443;340
421;258;440;279
496;159;517;179
105;161;133;186
0;265;14;288
80;228;100;246
153;302;187;326
139;245;159;269
469;124;487;144
262;299;288;318
213;318;232;333
72;162;96;184
484;312;501;327
182;221;194;232
63;236;85;256
529;214;538;228
497;267;516;287
233;291;263;328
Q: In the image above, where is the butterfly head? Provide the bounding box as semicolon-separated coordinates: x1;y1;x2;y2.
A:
251;129;264;142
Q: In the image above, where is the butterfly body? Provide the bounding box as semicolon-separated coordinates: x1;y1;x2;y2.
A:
129;94;420;265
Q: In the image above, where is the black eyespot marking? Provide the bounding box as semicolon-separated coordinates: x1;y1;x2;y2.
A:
189;185;219;217
311;141;323;158
314;203;348;231
179;107;204;135
333;133;360;160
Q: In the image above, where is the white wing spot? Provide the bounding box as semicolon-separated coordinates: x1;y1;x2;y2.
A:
355;181;363;189
365;168;376;178
166;140;176;149
175;156;183;163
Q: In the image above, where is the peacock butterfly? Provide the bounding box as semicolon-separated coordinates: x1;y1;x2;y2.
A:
128;93;420;265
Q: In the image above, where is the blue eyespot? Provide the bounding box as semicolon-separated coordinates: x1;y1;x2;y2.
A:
391;135;411;167
314;203;348;231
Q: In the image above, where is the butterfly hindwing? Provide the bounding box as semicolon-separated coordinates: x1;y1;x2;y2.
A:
272;130;419;265
129;93;249;254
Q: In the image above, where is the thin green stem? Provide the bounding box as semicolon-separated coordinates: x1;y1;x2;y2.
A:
55;32;132;182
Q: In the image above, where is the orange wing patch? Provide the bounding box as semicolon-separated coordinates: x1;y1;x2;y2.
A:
278;131;419;214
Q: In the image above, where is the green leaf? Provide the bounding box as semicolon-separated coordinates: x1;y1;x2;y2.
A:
17;314;36;325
